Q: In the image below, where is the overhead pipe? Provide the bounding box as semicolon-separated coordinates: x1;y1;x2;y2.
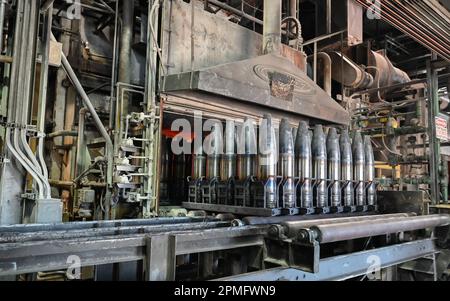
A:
355;0;450;61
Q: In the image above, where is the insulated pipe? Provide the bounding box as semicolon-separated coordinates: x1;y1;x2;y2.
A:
263;0;282;54
277;213;414;238
301;214;450;244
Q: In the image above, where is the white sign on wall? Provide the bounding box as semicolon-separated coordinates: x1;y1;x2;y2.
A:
435;114;449;141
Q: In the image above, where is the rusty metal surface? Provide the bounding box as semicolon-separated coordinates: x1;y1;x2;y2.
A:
347;0;363;46
378;191;428;215
163;53;350;125
162;0;306;74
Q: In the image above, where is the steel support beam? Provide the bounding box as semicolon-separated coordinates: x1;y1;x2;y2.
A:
217;239;437;281
0;226;266;277
145;235;176;281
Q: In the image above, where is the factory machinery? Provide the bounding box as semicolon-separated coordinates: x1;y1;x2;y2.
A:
1;0;450;281
184;116;378;217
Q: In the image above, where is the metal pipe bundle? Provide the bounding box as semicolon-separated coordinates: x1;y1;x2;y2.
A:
258;114;278;209
295;121;313;209
353;131;366;207
279;119;296;209
237;118;257;181
340;130;354;207
327;128;341;207
313;125;328;208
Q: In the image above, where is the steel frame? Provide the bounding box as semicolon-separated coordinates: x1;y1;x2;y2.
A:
0;223;267;280
217;238;438;281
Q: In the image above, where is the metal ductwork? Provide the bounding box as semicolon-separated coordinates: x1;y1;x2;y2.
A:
327;51;374;90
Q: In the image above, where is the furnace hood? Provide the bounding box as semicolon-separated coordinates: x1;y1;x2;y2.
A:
163;53;350;126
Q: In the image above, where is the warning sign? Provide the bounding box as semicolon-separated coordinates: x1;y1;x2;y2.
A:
435;115;449;141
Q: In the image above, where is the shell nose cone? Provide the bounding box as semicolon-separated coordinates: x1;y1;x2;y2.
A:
279;118;294;154
204;121;223;156
312;125;326;156
259;114;278;155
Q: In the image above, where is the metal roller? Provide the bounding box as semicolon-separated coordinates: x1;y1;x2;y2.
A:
352;131;366;207
295;121;313;209
279;118;296;209
340;130;354;207
241;211;378;225
277;213;414;238
327;128;341;207
313;125;328;208
300;214;450;244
